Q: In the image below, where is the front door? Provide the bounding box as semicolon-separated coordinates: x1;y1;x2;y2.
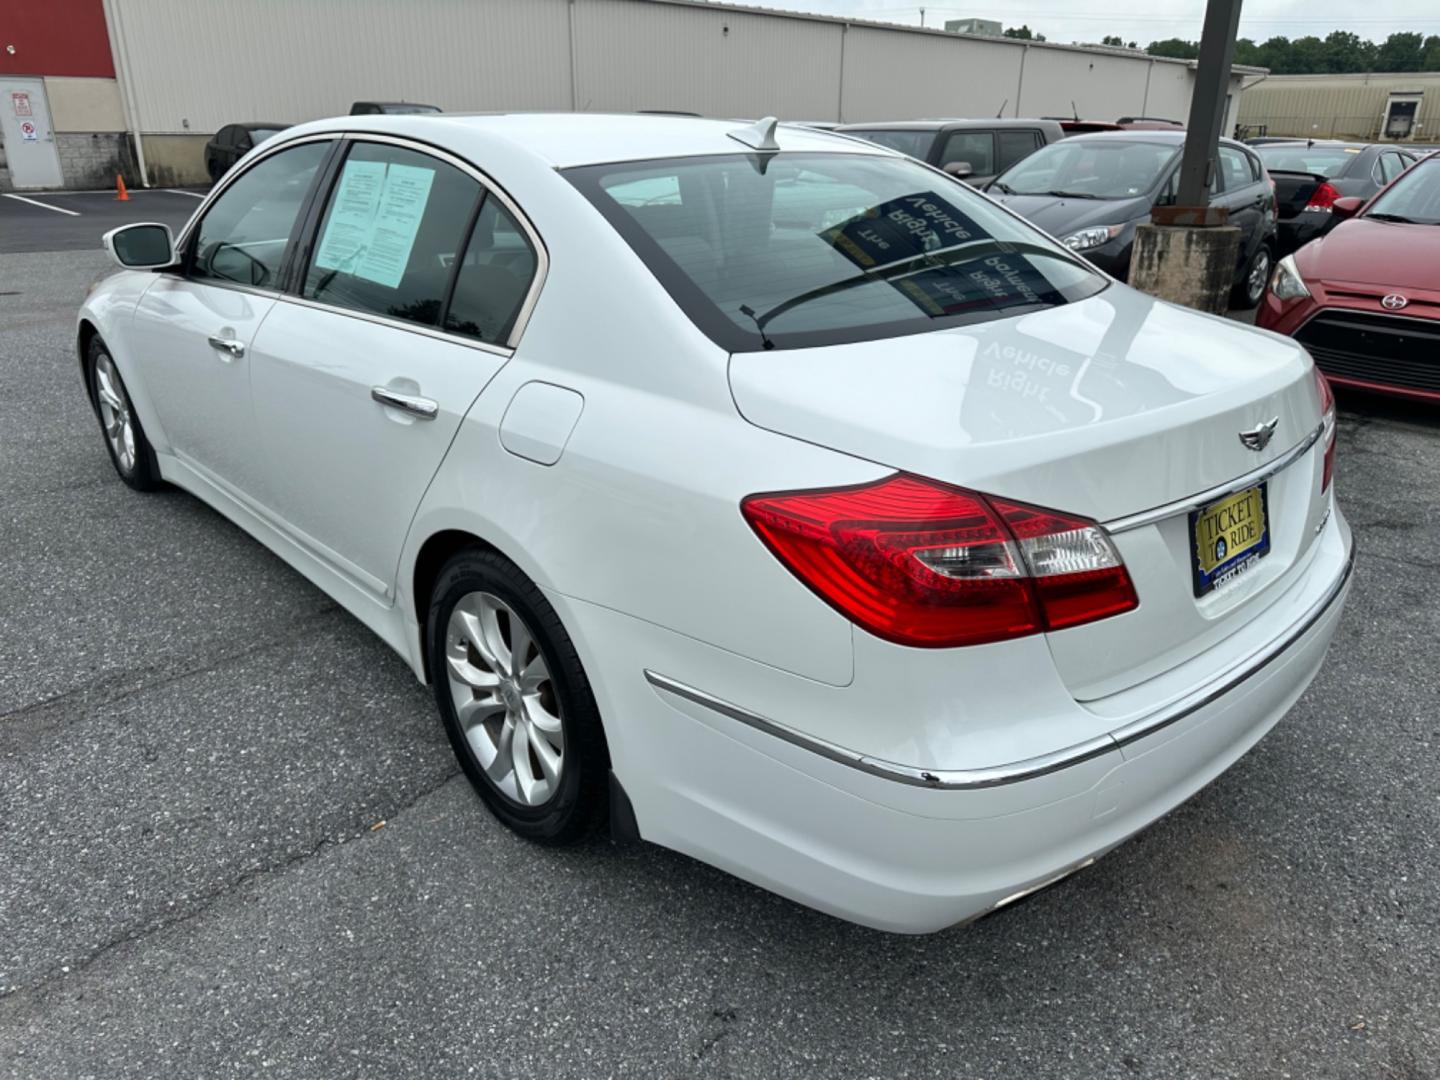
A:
127;138;333;501
0;78;63;189
250;139;541;598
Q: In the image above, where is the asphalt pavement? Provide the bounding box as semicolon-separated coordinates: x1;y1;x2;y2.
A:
1;224;1438;1078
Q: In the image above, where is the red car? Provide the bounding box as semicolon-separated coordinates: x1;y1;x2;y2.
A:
1258;152;1440;401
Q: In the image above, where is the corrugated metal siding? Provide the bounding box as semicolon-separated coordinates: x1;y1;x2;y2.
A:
573;0;843;119
839;26;1021;122
1239;73;1440;140
108;0;1238;135
111;0;574;132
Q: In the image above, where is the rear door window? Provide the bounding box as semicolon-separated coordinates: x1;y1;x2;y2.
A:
844;129;935;159
190;140;330;289
1218;147;1254;193
443;197;539;345
302;141;482;329
996;130;1041;172
938;131;996;175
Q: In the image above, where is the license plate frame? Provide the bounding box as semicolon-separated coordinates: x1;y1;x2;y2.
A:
1188;482;1272;597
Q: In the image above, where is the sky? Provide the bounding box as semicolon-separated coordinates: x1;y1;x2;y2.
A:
741;1;1440;47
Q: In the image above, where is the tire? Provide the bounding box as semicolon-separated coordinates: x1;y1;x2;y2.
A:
207;158;222;183
87;336;162;492
426;548;609;844
1231;243;1272;311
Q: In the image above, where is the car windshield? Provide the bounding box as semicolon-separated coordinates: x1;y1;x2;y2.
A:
1255;145;1358;177
995;139;1177;199
567;152;1107;352
1365;156;1440;224
841;130;936;159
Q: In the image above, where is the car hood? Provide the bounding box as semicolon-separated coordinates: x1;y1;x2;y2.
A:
988;193;1148;238
1297;217;1440;287
728;285;1319;523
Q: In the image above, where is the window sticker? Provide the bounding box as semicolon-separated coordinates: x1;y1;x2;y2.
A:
313;159;436;289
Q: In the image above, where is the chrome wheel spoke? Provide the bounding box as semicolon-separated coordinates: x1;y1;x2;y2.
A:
444;589;567;808
95;361;124;412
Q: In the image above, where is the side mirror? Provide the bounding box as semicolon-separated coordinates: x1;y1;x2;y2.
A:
1331;196;1365;220
943;161;973;179
102;223;177;270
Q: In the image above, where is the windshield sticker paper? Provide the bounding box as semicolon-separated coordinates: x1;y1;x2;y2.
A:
313;160;386;274
312;160;435;288
821;191;1064;318
355;163;435;288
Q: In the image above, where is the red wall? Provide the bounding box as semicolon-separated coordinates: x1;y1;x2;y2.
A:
0;0;115;78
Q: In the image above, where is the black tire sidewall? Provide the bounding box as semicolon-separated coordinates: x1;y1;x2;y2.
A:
426;550;608;844
1233;244;1271;310
87;337;161;491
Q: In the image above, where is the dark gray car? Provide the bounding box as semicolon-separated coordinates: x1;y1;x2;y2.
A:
836;118;1065;187
989;130;1279;309
1253;140;1420;255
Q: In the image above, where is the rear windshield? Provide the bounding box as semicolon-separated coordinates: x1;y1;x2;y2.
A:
249;128;284;142
1255;145;1359;178
840;130;936;159
995;139;1177;199
566;152;1106;353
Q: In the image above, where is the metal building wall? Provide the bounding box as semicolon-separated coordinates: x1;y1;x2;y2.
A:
838;25;1022;122
1238;73;1440;140
108;0;575;132
572;0;843;119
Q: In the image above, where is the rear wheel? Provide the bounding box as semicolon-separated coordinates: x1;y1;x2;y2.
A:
87;337;162;491
426;549;609;844
1232;244;1272;310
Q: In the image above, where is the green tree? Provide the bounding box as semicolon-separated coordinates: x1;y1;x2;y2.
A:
1102;34;1124;47
1423;34;1440;72
1321;30;1376;73
1377;31;1425;71
1003;25;1045;41
1146;38;1199;60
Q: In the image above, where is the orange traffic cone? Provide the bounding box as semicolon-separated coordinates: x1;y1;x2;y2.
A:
115;174;129;202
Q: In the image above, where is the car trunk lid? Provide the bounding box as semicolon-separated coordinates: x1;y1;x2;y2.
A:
729;287;1329;696
1266;169;1329;220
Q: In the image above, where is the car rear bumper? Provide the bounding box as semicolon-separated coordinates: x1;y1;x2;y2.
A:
1277;214;1330;255
558;509;1354;933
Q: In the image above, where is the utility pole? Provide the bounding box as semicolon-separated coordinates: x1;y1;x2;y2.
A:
1129;0;1246;314
919;8;925;28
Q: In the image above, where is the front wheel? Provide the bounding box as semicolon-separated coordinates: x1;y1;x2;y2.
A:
426;549;609;844
1232;244;1272;310
87;337;162;491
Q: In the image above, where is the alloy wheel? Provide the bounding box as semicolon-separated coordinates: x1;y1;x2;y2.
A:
1248;249;1271;305
444;591;566;806
94;352;137;474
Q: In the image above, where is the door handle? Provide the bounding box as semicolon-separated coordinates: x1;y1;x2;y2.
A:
371;386;438;420
207;334;245;358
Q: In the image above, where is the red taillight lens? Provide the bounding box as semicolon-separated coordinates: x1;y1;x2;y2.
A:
1316;367;1337;492
741;475;1137;648
1305;180;1340;213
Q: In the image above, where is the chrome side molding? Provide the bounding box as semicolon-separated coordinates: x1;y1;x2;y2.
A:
645;542;1354;791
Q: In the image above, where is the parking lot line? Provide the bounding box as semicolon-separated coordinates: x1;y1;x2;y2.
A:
2;193;81;216
165;189;207;199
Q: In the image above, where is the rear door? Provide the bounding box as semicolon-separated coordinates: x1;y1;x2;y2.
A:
1216;145;1266;270
248;137;543;599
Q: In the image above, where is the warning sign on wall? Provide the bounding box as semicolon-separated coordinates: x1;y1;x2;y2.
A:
20;120;37;141
11;91;32;117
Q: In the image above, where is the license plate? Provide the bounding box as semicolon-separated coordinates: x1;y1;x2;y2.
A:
1189;483;1271;597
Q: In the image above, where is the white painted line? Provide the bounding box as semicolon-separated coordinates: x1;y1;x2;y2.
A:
1;192;80;216
164;189;207;199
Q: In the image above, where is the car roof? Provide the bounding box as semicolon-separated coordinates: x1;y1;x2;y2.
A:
1252;139;1372;150
836;118;1059;131
282;112;895;168
240;122;288;130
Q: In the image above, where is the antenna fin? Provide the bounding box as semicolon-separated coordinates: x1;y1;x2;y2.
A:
728;116;780;152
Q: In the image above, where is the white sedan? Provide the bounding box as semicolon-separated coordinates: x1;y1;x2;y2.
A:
81;113;1352;933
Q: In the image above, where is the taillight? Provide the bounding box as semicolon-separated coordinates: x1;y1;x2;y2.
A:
1305;181;1340;213
741;475;1137;648
1316;367;1336;492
